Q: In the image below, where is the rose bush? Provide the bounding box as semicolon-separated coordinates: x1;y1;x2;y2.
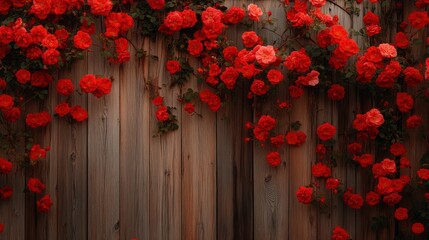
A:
0;0;429;238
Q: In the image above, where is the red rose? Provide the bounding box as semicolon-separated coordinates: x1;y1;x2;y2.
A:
29;144;48;162
166;60;181;75
224;7;245;25
344;190;363;209
56;79;74;96
88;0;112;16
381;158;396;174
270;135;285;148
199;89;221;112
332;226;350;240
396;92;414;113
3;107;21;123
253;126;268;142
37;194;53;212
329;25;348;44
267;69;284;85
363;11;379;25
0;223;3;233
289;85;304;99
296;186;313;204
26;46;43;60
394;207;408;221
312;162;331;178
285;131;307;146
0;158;12;174
317;29;332;48
42;48;60;65
241;31;259;48
257;115;276;131
181;9;197;28
27;177;46;194
79;74;98;93
412;222;425;235
151;96;163;106
15;69;31;84
92;77;112;98
365;108;384;127
327;84;345;101
347;142;362;155
223;46;238;62
0;185;12;200
383;192;402;206
70;106;88;122
365;191;380;206
54;102;71;117
389;142;406;156
0;94;14;111
408;11;429;29
403;67;423;87
155;106;169;122
26;111;51;128
0;26;14;44
14;28;33;48
317;122;336;141
406;115;422;128
146;0;164;10
31;71;53;88
376;177;394;195
266;151;281;167
284;48;311;73
250;79;268;96
326;178;340;191
164;11;183;31
417;168;429;181
395;32;409;49
41;34;59;49
184;102;194;114
187;39;203;56
354;153;373;168
220;67;239;90
338;38;359;57
73;30;92;50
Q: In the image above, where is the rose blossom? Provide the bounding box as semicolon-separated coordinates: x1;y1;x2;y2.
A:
247;3;262;21
255;45;276;66
378;43;397;58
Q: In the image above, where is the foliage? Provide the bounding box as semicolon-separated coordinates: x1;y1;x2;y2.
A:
1;0;429;238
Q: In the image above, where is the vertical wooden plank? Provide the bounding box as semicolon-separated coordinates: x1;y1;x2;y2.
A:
181;62;217;240
288;91;317;240
0;163;25;240
87;22;120;240
148;35;182;240
216;1;253;239
253;1;290;239
54;58;89;240
315;93;333;240
216;82;253;240
119;32;150;239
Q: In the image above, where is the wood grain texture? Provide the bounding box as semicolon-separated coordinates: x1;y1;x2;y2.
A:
119;32;150;240
0;161;25;240
181;58;217;240
87;23;120;240
148;35;182;240
216;1;253;239
253;1;290;239
3;1;427;240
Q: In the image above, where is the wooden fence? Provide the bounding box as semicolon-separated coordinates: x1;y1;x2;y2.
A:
0;1;428;240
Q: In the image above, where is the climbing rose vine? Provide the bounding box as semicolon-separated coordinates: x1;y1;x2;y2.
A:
1;0;429;239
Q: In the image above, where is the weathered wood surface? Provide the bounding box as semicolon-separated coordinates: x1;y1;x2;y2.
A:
1;1;427;240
